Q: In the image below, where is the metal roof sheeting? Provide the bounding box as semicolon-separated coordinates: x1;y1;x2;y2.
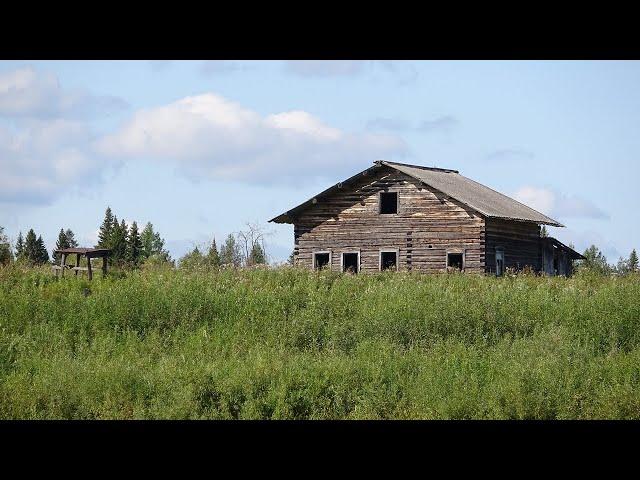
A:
270;160;564;227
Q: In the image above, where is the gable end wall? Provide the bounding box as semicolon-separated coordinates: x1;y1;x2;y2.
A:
292;167;486;273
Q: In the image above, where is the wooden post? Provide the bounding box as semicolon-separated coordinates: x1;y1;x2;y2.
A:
87;256;93;281
60;253;66;278
75;253;81;276
102;256;107;277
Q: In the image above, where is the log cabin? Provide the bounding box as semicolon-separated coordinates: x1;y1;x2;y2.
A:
270;160;584;276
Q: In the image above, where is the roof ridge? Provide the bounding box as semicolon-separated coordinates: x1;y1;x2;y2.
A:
376;160;458;174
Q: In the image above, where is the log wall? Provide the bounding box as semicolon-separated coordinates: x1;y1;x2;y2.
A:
484;218;542;273
292;166;486;273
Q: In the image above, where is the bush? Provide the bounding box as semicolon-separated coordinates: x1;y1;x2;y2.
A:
0;265;639;419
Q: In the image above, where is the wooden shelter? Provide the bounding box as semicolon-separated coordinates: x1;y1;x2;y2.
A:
270;160;585;276
52;248;111;280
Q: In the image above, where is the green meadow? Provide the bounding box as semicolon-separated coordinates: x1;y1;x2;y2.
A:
1;264;639;419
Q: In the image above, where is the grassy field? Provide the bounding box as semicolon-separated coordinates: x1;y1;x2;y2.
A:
1;264;639;419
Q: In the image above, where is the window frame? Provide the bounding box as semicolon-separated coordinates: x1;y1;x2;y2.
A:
379;248;399;272
446;250;465;272
341;250;361;273
379;191;399;215
495;248;504;277
313;251;332;271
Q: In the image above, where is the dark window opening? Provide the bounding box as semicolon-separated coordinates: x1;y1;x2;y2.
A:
342;253;359;273
314;253;330;270
447;253;463;271
380;251;397;271
380;192;398;214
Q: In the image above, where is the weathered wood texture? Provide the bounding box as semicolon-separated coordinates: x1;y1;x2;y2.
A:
292;166;486;273
484;218;542;273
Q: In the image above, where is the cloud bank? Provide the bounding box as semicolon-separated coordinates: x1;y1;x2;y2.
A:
96;93;407;184
0;66;127;119
513;186;608;220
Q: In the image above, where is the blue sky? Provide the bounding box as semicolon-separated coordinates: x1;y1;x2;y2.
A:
1;60;638;263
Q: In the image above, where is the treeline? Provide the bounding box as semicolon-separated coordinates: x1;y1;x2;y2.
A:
95;207;172;267
0;207;172;269
178;222;268;269
578;245;638;275
0;226;50;266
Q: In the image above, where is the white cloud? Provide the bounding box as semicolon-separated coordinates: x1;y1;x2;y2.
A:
0;66;127;119
96;93;407;184
513;186;608;220
0;119;109;205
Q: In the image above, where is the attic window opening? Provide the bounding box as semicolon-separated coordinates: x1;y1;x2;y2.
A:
447;253;464;271
313;252;330;271
380;192;398;214
380;250;398;271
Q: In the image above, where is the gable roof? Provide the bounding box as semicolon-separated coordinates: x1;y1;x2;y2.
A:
269;160;564;227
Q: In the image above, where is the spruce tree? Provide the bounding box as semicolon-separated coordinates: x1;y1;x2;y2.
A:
248;242;266;266
97;207;114;248
109;217;127;264
54;228;70;263
540;225;548;237
126;221;143;266
24;229;38;265
629;249;638;272
36;235;49;264
206;237;221;267
15;232;25;261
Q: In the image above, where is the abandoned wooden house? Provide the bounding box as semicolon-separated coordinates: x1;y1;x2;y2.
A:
270;160;584;276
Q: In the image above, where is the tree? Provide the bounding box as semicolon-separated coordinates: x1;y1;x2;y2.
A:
580;245;611;274
179;246;204;269
24;229;39;265
0;226;12;266
97;207;114;248
540;225;549;238
65;229;78;248
237;222;271;267
616;256;630;275
36;235;49;264
140;222;171;263
14;232;25;262
126;221;143;266
249;242;266;266
629;249;638;272
206;237;221;267
109;217;127;265
54;229;70;263
288;250;295;266
220;234;242;267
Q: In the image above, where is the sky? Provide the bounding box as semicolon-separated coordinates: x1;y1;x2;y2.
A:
1;60;638;263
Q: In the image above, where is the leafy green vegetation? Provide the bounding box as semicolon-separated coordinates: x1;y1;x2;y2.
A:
1;264;639;419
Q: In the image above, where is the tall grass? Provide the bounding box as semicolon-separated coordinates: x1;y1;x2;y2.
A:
1;264;639;419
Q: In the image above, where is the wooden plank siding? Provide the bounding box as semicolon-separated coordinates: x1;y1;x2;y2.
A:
292;166;486;273
484;218;542;273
